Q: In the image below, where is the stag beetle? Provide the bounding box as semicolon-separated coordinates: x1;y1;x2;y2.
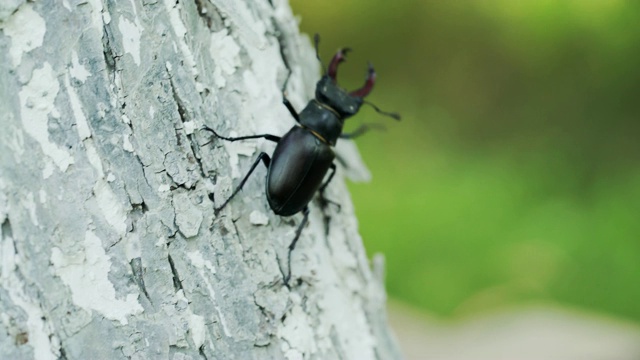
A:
201;35;399;286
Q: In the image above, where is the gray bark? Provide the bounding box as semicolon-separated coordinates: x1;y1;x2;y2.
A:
0;0;401;359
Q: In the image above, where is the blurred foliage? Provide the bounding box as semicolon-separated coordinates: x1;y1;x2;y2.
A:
290;1;640;321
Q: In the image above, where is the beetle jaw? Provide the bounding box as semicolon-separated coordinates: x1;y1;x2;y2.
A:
327;48;376;100
349;62;376;98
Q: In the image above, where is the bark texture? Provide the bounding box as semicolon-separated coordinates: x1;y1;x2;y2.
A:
0;0;401;359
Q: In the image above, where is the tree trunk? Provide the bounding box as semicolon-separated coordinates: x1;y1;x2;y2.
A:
0;0;401;359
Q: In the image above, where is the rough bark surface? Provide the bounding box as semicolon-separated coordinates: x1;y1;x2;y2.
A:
0;0;401;359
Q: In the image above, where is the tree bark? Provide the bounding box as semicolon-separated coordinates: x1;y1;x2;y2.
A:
0;0;401;359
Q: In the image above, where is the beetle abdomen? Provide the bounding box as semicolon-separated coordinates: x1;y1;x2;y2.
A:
266;127;335;216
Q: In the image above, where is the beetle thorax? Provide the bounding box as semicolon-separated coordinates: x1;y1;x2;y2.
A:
315;76;363;119
298;99;343;145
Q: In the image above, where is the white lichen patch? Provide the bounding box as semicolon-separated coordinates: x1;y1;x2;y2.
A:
118;15;142;66
19;63;75;172
223;131;256;179
23;192;39;226
3;3;46;67
278;298;318;360
125;232;142;261
39;189;47;204
50;230;143;325
188;314;206;348
42;160;55;179
69;50;91;82
123;134;134;152
85;141;105;176
212;0;265;50
94;179;127;236
185;250;230;337
2;121;25;162
187;250;216;274
249;210;268;226
2;233;62;359
164;0;198;77
2;240;60;360
316;289;375;359
183;121;196;134
86;0;104;31
173;193;203;238
209;29;241;88
64;74;91;140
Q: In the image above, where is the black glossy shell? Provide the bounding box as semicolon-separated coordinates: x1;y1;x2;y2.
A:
266;126;335;216
298;101;343;145
315;76;363;118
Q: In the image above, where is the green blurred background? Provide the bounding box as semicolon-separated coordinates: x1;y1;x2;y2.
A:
290;1;640;321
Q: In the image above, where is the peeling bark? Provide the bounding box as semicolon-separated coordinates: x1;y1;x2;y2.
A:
0;0;401;359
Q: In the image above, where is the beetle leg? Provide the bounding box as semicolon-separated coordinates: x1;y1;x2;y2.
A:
215;152;271;213
340;123;386;139
282;96;300;122
200;126;280;144
328;48;351;81
319;163;337;193
317;163;341;212
284;206;310;286
350;62;376;98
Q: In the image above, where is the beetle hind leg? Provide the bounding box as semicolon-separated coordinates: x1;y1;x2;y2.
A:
215;152;271;214
284;206;310;286
317;163;341;211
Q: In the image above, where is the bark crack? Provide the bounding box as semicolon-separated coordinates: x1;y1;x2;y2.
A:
168;76;211;182
129;257;152;304
167;254;184;292
101;24;119;79
1;217;13;242
58;343;68;360
198;344;209;360
194;0;224;31
126;201;148;233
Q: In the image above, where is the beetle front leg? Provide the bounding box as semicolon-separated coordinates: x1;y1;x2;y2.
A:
215;152;271;213
284;206;310;286
200;126;281;144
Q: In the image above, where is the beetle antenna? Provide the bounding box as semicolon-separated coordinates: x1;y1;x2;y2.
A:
313;33;327;75
363;100;401;121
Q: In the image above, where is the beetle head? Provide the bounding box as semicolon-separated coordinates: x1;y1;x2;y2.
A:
315;48;376;119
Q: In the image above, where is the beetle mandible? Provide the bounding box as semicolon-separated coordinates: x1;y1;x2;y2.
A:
201;35;400;286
